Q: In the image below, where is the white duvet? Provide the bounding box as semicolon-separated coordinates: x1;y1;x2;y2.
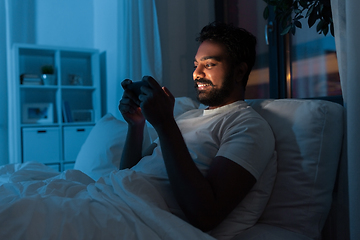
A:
0;162;215;240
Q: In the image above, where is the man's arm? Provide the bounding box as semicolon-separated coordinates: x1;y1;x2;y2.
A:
120;123;145;169
118;79;146;169
140;77;256;231
155;119;256;231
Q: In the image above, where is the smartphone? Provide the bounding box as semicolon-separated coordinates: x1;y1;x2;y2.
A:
126;80;149;99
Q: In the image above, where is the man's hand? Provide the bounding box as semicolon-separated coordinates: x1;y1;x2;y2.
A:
137;76;175;129
119;78;148;169
119;79;145;127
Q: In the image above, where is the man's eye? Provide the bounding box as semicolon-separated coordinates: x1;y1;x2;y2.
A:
205;63;215;69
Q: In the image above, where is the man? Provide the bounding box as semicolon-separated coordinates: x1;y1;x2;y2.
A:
118;22;275;232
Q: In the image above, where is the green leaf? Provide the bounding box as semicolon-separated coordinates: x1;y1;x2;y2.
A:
330;22;335;36
322;24;329;36
299;0;308;8
314;3;321;15
308;8;317;28
316;20;325;33
285;12;292;22
263;6;270;19
306;5;314;18
294;8;302;14
281;24;292;35
281;17;289;29
294;20;302;28
322;6;332;21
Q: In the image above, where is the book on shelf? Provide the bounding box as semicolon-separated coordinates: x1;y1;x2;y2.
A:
62;101;67;122
62;101;73;123
20;74;42;85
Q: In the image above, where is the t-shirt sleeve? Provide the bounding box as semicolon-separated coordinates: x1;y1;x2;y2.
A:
216;114;275;180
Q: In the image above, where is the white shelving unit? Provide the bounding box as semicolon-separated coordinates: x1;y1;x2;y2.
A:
8;44;101;171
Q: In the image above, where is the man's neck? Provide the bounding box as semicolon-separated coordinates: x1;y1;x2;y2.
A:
207;98;244;110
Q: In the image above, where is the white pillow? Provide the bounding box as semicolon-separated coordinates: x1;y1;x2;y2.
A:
246;99;344;239
173;97;200;117
74;113;151;180
74;97;200;181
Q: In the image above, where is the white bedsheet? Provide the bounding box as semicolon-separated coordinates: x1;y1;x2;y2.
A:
0;162;215;240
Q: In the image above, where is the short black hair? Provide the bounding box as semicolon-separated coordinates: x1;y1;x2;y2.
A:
196;22;257;88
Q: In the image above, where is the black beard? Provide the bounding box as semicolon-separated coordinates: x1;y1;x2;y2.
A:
194;75;233;107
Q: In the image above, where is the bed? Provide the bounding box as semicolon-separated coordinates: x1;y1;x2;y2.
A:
0;97;344;240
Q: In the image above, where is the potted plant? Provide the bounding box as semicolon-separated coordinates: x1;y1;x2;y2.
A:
41;65;56;85
263;0;333;36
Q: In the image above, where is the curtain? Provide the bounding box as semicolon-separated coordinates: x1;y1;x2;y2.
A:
110;0;162;120
331;0;360;239
117;0;162;86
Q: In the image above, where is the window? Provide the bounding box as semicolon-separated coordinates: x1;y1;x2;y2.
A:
215;0;342;101
290;25;341;98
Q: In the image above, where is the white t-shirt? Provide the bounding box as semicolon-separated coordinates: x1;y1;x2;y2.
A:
131;101;275;221
132;101;275;180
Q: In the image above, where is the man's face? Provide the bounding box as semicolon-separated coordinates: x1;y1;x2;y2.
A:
193;40;234;108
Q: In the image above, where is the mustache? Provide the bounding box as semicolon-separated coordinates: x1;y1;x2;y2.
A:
194;79;214;88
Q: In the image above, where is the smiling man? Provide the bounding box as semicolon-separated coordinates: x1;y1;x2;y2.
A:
119;22;275;236
193;22;256;109
193;41;238;108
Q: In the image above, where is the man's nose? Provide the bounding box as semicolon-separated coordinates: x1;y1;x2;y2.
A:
193;65;205;80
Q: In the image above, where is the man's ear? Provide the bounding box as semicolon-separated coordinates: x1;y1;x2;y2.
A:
235;62;248;83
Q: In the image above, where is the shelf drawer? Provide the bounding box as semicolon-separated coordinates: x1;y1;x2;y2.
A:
63;126;93;161
22;127;60;164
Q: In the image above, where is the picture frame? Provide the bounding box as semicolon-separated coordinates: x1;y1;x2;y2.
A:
72;109;94;122
22;103;54;124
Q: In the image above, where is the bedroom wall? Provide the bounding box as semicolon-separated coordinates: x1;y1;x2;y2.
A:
1;0;214;164
0;1;8;165
36;0;94;48
155;0;215;99
93;0;118;118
